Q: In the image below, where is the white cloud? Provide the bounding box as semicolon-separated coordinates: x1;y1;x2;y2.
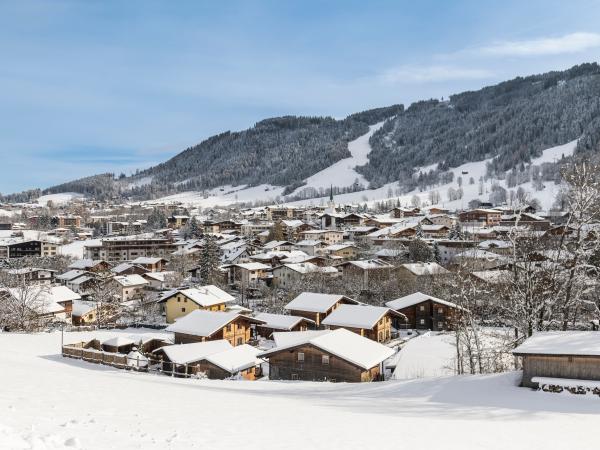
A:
478;32;600;57
380;65;493;83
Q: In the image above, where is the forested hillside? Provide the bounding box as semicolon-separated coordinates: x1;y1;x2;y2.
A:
7;63;600;204
360;63;600;188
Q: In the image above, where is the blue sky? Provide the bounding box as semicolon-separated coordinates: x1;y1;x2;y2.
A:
2;0;600;193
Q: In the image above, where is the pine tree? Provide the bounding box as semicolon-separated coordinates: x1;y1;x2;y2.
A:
448;222;463;240
188;216;202;239
433;241;441;263
199;235;221;284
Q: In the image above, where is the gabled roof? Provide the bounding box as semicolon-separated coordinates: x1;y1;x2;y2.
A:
339;259;394;270
386;291;461;311
131;256;166;265
400;262;450;276
513;331;600;356
321;304;405;329
5;285;81;314
102;336;135;347
165;310;265;337
155;340;233;364
56;269;89;281
161;285;234;307
260;329;394;370
203;344;263;373
254;312;315;330
113;274;149;287
284;292;359;313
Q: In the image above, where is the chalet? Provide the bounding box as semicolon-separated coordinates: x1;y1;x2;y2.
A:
321;304;405;342
4;267;56;285
322;243;359;260
262;240;294;252
435;240;478;265
154;341;263;379
280;220;314;240
254;312;316;338
167;215;190;229
499;212;551;231
284;292;360;327
271;262;338;289
386;291;463;331
130;256;167;272
397;262;450;283
453;249;508;270
71;300;98;325
294;239;326;256
260;328;394;382
142;271;175;290
512;331;600;388
477;239;513;255
224;262;271;286
391;207;421;218
458;209;502;228
165;310;265;345
113;274;149;301
110;262;150;276
337;259;395;289
159;285;235;324
68;259;111;273
345;226;378;242
298;229;344;245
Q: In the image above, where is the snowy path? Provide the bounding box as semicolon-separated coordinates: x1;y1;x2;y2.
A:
393;332;457;379
0;330;598;450
291;121;385;194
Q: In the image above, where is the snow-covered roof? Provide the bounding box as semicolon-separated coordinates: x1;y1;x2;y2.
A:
470;270;512;284
254;312;315;330
386;291;460;311
295;239;323;247
155;340;233;364
231;262;271;271
131;256;165;265
166;310;264;337
113;274;149;287
324;243;358;251
513;331;600;356
71;300;96;317
261;329;394;370
169;286;235;307
454;249;507;260
342;259;393;270
321;304;403;329
284;292;358;313
400;262;450;276
203;344;263;373
277;262;338;275
102;336;135;347
69;259;105;270
56;269;89;281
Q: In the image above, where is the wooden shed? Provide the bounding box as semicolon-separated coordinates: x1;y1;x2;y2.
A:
512;331;600;388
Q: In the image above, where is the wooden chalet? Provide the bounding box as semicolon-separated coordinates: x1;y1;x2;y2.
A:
321;304;406;342
260;328;394;382
284;292;360;327
253;312;315;338
154;340;263;380
165;310;266;345
386;292;464;331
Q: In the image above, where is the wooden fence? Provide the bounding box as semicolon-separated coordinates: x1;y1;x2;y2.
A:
62;343;147;371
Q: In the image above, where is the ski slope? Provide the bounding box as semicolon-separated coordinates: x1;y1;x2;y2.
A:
290;121;385;194
0;329;598;450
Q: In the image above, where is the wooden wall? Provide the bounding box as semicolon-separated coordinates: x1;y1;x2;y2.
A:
520;354;600;387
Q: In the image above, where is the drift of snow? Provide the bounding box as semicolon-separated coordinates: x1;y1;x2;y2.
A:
1;329;598;450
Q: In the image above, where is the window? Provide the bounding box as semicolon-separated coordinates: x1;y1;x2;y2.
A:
419;305;425;312
237;337;243;346
227;324;232;332
322;355;329;365
297;352;305;362
419;319;425;325
438;322;443;328
181;308;186;313
438;308;444;314
177;298;180;302
291;374;298;380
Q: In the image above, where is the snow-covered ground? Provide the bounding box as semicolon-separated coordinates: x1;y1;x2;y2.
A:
37;193;84;206
392;332;457;379
0;329;598;450
58;239;100;259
